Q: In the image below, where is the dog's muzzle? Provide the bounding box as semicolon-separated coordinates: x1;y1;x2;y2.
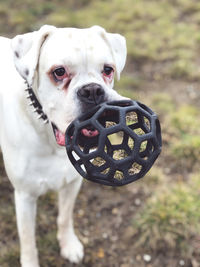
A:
25;82;106;147
77;83;106;110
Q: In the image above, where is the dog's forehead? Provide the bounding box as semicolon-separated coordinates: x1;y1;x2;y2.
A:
40;28;114;69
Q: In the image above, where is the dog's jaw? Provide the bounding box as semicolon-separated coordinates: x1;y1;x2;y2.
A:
25;81;66;146
55;128;66;146
51;123;65;146
52;123;100;147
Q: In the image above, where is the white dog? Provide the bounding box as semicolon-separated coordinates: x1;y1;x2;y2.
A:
0;25;127;267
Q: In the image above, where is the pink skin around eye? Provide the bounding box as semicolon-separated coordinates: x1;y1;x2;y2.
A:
48;66;73;90
63;77;68;83
103;71;114;83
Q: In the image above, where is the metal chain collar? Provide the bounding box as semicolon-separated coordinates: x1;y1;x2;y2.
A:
25;80;49;124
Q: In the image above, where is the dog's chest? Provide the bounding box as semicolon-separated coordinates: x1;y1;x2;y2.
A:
20;149;80;195
41;154;76;190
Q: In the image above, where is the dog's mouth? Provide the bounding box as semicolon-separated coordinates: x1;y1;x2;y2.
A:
66;106;121;150
52;124;66;146
52;101;125;147
52;123;99;147
81;127;99;138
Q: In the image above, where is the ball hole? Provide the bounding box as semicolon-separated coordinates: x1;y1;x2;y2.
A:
144;116;151;131
90;157;106;167
128;136;135;150
139;139;155;159
72;151;80;161
88;147;98;154
77;144;98;154
97;108;119;128
104;145;108;153
147;139;155;153
105;121;117;128
114;170;124;180
150;144;155;152
133;127;146;136
126;111;138;126
128;162;142;175
80;164;86;173
108;131;124;145
101;168;110;175
140;140;148;152
113;149;128;161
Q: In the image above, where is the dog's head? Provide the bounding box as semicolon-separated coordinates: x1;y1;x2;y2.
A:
11;25;127;146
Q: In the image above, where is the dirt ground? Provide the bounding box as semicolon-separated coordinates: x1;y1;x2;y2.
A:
1;78;200;267
0;156;182;267
0;157;195;267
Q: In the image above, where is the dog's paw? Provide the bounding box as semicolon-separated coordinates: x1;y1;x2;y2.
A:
21;264;39;267
60;234;84;264
21;260;40;267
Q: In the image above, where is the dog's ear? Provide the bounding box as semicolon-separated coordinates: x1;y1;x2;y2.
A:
11;25;56;85
91;26;127;80
106;32;127;80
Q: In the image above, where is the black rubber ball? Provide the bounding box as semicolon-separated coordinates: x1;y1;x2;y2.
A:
65;100;162;186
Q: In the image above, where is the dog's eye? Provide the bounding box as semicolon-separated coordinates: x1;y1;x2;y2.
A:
53;67;67;81
103;65;114;76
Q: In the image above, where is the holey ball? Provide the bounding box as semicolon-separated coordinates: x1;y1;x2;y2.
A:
65;100;162;186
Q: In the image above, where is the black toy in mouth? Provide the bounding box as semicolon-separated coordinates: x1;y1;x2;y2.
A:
65;100;162;186
52;121;100;147
67;107;119;149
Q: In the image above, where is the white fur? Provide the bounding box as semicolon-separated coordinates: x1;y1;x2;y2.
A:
0;25;127;267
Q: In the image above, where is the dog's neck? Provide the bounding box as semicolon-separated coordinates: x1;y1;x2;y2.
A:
25;80;49;124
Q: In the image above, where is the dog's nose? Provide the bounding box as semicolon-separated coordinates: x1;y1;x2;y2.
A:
77;83;105;105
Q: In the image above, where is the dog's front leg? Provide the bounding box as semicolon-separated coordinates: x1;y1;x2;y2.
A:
57;177;84;264
14;190;39;267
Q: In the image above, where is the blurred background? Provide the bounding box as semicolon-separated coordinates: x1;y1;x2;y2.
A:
1;0;200;266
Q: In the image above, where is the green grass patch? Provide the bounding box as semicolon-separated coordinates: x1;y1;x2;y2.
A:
171;134;200;166
171;105;200;135
115;75;144;90
0;0;199;80
133;177;200;256
151;93;175;115
168;105;200;168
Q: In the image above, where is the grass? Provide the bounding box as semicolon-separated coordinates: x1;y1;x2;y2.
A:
0;0;200;81
133;175;200;257
168;105;200;169
115;79;200;260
